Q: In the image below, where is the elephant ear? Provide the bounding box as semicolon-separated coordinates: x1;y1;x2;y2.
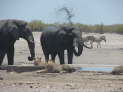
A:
13;20;27;30
8;22;20;40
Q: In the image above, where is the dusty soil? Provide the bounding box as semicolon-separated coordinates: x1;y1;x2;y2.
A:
0;70;123;92
0;32;123;92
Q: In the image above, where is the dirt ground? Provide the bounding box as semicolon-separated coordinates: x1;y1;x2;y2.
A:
0;32;123;92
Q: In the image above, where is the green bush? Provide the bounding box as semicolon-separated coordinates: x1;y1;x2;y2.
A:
28;20;45;31
27;19;123;34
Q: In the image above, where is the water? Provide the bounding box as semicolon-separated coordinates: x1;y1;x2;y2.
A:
79;67;113;72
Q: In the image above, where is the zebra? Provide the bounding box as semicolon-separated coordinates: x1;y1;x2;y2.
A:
89;35;106;48
82;35;95;44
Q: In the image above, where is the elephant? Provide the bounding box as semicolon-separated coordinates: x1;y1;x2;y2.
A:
40;26;91;64
0;19;35;65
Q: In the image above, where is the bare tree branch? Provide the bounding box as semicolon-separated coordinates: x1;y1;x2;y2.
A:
59;6;74;25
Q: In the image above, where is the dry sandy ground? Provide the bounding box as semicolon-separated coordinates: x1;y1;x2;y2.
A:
0;70;123;92
0;32;123;92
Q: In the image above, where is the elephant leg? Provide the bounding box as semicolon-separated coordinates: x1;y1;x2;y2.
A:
51;52;57;63
67;49;73;64
58;51;64;64
0;50;6;65
7;45;14;65
44;53;49;63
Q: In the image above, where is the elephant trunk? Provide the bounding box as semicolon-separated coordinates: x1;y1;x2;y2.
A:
73;38;83;56
27;36;35;61
73;44;83;56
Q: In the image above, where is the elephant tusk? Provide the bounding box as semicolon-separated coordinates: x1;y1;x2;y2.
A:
28;36;34;43
83;43;92;49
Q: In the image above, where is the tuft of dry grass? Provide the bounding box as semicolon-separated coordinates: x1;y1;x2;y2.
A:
111;65;123;75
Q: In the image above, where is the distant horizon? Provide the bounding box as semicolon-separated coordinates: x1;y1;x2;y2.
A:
0;0;123;25
1;18;123;26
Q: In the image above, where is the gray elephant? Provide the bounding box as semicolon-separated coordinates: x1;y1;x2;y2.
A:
40;26;90;64
0;19;35;65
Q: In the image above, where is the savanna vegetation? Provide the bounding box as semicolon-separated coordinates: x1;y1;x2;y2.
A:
28;20;123;34
27;20;45;31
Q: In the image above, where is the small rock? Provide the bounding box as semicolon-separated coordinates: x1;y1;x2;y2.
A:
18;82;23;85
0;77;3;80
65;83;73;87
30;85;33;88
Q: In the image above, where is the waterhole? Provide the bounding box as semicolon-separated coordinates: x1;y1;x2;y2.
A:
79;67;113;72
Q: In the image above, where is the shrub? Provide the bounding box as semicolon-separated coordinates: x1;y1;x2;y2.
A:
28;20;45;31
111;65;123;75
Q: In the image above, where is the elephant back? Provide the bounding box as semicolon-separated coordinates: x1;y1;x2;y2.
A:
0;20;7;31
0;19;27;31
42;25;59;32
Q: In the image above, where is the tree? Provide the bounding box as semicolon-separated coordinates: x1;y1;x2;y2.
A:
58;6;74;25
